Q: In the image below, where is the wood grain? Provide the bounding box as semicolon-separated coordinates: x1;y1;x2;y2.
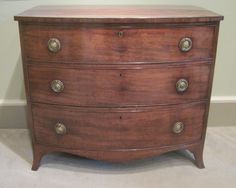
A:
22;24;215;63
14;6;223;170
14;5;223;23
32;102;206;150
28;63;211;106
31;141;204;170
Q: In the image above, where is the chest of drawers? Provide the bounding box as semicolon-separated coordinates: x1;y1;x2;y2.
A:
15;5;223;170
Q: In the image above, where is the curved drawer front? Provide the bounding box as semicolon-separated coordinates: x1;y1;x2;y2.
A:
32;102;206;150
22;24;215;63
28;63;210;106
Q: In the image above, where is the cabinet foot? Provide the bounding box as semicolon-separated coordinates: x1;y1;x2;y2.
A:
189;143;205;169
32;145;45;171
30;143;206;170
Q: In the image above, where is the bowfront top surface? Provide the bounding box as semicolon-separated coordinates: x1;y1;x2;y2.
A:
14;5;223;23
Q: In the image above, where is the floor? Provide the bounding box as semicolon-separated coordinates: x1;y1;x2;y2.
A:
0;127;235;188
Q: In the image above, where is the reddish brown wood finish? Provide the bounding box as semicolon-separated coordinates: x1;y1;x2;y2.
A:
15;6;223;170
14;5;223;24
28;63;211;106
32;141;204;170
32;102;206;150
22;24;215;63
188;142;205;168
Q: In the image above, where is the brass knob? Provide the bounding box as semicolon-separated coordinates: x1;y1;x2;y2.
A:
176;79;188;92
118;31;124;38
55;123;66;135
51;80;64;93
179;37;192;52
48;38;61;53
172;122;184;134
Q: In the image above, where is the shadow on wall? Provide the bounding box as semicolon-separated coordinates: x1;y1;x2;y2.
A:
0;55;27;129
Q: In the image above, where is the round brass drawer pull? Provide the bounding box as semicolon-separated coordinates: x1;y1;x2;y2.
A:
51;80;64;93
48;38;61;53
173;122;184;134
55;123;66;135
179;37;192;52
176;78;188;92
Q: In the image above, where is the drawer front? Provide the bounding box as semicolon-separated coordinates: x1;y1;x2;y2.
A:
28;63;210;106
32;102;206;150
22;25;215;63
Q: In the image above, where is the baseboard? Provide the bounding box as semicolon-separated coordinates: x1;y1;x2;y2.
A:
0;100;27;129
210;96;236;103
208;96;236;126
0;97;235;128
0;99;27;106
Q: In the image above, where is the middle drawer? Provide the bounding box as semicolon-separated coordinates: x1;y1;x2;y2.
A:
28;63;210;106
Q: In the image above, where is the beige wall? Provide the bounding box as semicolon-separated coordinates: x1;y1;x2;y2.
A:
0;0;234;101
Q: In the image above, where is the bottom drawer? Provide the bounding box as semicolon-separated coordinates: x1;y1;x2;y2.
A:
32;102;206;150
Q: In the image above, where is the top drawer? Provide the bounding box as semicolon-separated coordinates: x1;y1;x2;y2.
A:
21;24;215;64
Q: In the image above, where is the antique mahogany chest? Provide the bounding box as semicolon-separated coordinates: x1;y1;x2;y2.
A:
15;5;223;170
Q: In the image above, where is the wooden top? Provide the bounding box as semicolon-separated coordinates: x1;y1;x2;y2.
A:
14;5;223;24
